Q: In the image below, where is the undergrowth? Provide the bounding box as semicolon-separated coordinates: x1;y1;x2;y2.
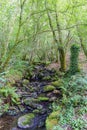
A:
48;73;87;130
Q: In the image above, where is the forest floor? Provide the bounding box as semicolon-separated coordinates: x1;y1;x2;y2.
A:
48;52;87;73
0;52;87;130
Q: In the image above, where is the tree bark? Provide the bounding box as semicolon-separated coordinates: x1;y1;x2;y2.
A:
59;47;66;71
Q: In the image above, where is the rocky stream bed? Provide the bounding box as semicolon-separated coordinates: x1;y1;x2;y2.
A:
0;63;62;130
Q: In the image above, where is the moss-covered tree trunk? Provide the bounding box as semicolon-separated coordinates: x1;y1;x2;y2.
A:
59;48;66;72
45;3;67;72
69;44;80;75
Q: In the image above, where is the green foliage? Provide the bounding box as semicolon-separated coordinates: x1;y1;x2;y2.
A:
38;97;49;102
71;118;86;130
47;74;87;130
63;74;87;95
0;99;9;116
0;85;20;105
52;102;62;112
78;106;87;115
0;0;87;72
66;44;80;76
46;111;59;130
52;79;63;88
53;125;63;130
51;104;86;130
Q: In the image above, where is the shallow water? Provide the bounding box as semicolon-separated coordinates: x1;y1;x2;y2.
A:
0;115;46;130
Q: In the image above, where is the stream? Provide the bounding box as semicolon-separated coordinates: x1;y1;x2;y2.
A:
0;64;61;130
0;115;46;130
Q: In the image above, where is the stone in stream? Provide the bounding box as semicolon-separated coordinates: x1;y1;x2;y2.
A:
23;97;38;105
51;79;63;89
44;85;55;92
22;79;29;86
53;90;61;95
18;113;47;129
49;97;57;102
33;107;47;115
7;107;20;116
18;113;35;129
24;98;43;110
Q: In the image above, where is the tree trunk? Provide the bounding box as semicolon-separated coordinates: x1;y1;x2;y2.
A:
59;47;66;71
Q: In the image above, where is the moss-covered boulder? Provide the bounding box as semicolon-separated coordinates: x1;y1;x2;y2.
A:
33;108;47;115
52;79;63;89
44;85;55;92
33;109;40;114
49;97;57;102
38;97;49;102
18;113;35;129
46;111;60;130
42;76;51;81
46;119;58;130
24;99;43;110
22;79;29;86
23;98;38;105
29;86;35;92
53;90;61;95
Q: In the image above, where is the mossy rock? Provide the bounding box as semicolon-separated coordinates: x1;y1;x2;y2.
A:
42;76;51;81
52;75;59;81
18;113;35;129
23;98;38;105
38;97;49;102
22;79;29;86
46;119;58;130
48;111;60;119
33;109;40;114
49;97;57;102
44;85;55;92
33;108;47;115
52;79;63;89
29;86;35;92
46;111;60;130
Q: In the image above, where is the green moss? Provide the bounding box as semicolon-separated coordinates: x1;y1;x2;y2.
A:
46;119;58;130
48;111;60;119
22;79;29;85
29;86;35;92
52;79;63;88
23;98;38;105
42;76;51;81
52;75;59;81
66;44;80;76
21;113;35;126
33;109;40;114
38;97;49;102
44;85;55;92
46;111;60;130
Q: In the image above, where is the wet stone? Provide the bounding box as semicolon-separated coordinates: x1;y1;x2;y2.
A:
53;90;61;95
49;97;57;102
7;107;19;116
18;113;35;129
